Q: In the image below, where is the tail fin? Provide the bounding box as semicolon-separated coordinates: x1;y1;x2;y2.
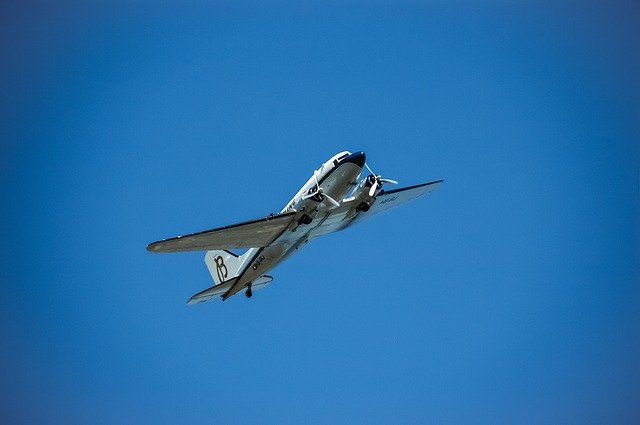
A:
204;250;244;285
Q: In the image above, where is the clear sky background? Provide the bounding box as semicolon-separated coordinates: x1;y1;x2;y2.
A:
1;1;639;424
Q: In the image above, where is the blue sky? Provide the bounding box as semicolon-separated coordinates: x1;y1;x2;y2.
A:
1;2;638;424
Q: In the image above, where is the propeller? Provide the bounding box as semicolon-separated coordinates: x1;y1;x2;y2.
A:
302;170;341;208
364;163;398;196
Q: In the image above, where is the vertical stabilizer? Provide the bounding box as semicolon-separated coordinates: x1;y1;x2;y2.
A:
204;250;244;285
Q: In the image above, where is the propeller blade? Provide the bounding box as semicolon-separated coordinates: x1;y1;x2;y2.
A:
369;180;379;197
364;162;375;176
323;193;341;208
364;162;398;191
379;178;398;185
302;170;322;201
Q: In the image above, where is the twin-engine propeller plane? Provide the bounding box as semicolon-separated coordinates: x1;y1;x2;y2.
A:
147;151;443;304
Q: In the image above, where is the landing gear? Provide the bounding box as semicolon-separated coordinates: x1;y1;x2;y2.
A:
356;202;371;212
245;283;253;298
298;214;313;225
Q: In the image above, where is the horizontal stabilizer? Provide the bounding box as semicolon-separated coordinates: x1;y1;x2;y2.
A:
187;275;274;305
147;211;296;252
251;275;273;290
187;278;238;305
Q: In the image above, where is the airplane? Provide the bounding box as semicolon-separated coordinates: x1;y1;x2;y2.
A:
147;151;443;304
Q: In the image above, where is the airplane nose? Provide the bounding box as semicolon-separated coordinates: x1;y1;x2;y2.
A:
341;151;366;168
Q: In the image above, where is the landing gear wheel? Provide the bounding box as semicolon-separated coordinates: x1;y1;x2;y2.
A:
356;202;371;212
245;285;253;298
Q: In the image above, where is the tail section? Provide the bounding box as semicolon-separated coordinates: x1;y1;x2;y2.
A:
204;250;244;285
187;277;239;305
188;249;274;305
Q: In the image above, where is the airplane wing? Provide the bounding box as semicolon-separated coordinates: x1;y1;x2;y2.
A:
275;180;444;244
147;211;296;252
350;180;444;224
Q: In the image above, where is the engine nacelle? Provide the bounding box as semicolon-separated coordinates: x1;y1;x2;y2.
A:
354;174;380;197
349;175;379;212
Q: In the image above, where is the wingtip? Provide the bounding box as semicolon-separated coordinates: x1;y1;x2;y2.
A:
428;179;444;189
146;237;167;252
187;296;208;305
147;241;170;253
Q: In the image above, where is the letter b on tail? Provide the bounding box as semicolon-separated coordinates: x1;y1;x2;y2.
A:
204;250;242;285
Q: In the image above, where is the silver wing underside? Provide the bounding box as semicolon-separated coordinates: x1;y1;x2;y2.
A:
146;211;296;252
348;180;443;226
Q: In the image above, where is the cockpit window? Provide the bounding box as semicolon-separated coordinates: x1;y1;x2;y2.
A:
332;152;350;167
